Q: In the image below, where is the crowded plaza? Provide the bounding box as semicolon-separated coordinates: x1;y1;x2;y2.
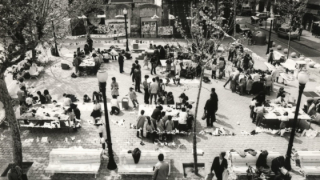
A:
1;0;320;180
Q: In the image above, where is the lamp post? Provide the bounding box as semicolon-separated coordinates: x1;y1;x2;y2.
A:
97;70;117;170
123;8;129;52
285;70;309;170
266;20;273;54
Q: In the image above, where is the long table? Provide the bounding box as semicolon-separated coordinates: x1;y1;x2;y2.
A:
17;104;71;131
263;103;312;130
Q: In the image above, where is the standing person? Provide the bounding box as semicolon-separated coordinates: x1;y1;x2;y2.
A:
87;35;93;52
136;110;146;137
268;49;275;65
93;54;101;75
204;93;218;127
128;87;139;108
17;87;26;105
210;152;228;180
165;57;173;72
111;77;119;97
143;75;150;104
37;91;46;104
264;71;273;95
165;116;174;143
151;56;157;75
130;63;136;84
134;67;142;93
152;153;170;180
149;78;159;104
211;59;217;79
118;52;124;73
43;89;52;104
73;54;81;75
143;53;150;69
228;46;236;62
218;57;226;79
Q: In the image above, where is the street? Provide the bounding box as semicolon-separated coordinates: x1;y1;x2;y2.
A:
238;16;320;61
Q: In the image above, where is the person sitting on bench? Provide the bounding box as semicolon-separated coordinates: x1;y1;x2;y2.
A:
110;95;120;115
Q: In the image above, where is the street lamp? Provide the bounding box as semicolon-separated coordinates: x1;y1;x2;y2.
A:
285;70;309;170
97;69;117;170
123;8;129;52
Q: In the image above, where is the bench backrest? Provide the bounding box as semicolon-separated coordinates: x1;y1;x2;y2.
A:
231;152;281;167
120;150;167;165
49;149;101;165
299;154;320;167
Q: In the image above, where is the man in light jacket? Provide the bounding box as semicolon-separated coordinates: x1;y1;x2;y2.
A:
153;153;170;180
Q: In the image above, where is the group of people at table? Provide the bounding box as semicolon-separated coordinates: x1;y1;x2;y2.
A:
16;79;82;129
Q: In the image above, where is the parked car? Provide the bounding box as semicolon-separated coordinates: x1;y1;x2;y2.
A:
236;24;251;33
255;12;269;20
240;6;252;16
277;27;299;39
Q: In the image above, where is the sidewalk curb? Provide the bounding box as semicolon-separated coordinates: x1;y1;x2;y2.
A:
245;22;320;52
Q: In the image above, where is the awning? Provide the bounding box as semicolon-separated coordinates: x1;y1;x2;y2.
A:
306;9;318;15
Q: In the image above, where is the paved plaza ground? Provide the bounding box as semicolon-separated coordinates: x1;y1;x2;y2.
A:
1;38;320;180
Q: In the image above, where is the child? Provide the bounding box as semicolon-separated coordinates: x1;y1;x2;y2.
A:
128;87;139;108
143;53;149;69
173;69;181;86
166;58;173;72
246;76;253;95
110;95;120;115
83;94;91;103
136;110;146;138
159;79;165;94
279;112;289;137
165;115;174;143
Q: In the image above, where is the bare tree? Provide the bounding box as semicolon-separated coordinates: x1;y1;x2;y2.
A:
174;0;236;175
0;0;104;168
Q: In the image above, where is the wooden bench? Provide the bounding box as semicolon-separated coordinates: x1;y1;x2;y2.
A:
297;151;320;176
45;148;101;178
118;150;171;175
230;151;281;175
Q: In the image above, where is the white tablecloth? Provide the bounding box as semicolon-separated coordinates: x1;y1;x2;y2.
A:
263;104;311;120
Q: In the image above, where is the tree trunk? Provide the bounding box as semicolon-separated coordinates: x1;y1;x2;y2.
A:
0;73;23;166
193;67;205;175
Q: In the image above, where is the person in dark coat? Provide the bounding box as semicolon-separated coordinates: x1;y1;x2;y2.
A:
118;53;124;73
134;67;142;93
159;46;166;59
71;104;81;120
87;36;93;52
84;44;90;55
204;92;218;127
242;53;251;70
210;152;228;180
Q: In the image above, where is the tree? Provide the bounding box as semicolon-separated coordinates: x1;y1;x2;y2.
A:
275;0;307;57
174;0;236;175
0;0;103;168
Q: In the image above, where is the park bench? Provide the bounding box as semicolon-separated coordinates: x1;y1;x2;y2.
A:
230;151;281;175
118;150;171;175
45;148;101;178
297;151;320;176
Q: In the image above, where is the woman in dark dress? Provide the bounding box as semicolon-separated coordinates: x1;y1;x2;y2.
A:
210;152;228;180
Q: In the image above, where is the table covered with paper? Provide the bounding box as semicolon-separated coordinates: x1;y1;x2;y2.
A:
17;104;70;129
262;103;312;130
